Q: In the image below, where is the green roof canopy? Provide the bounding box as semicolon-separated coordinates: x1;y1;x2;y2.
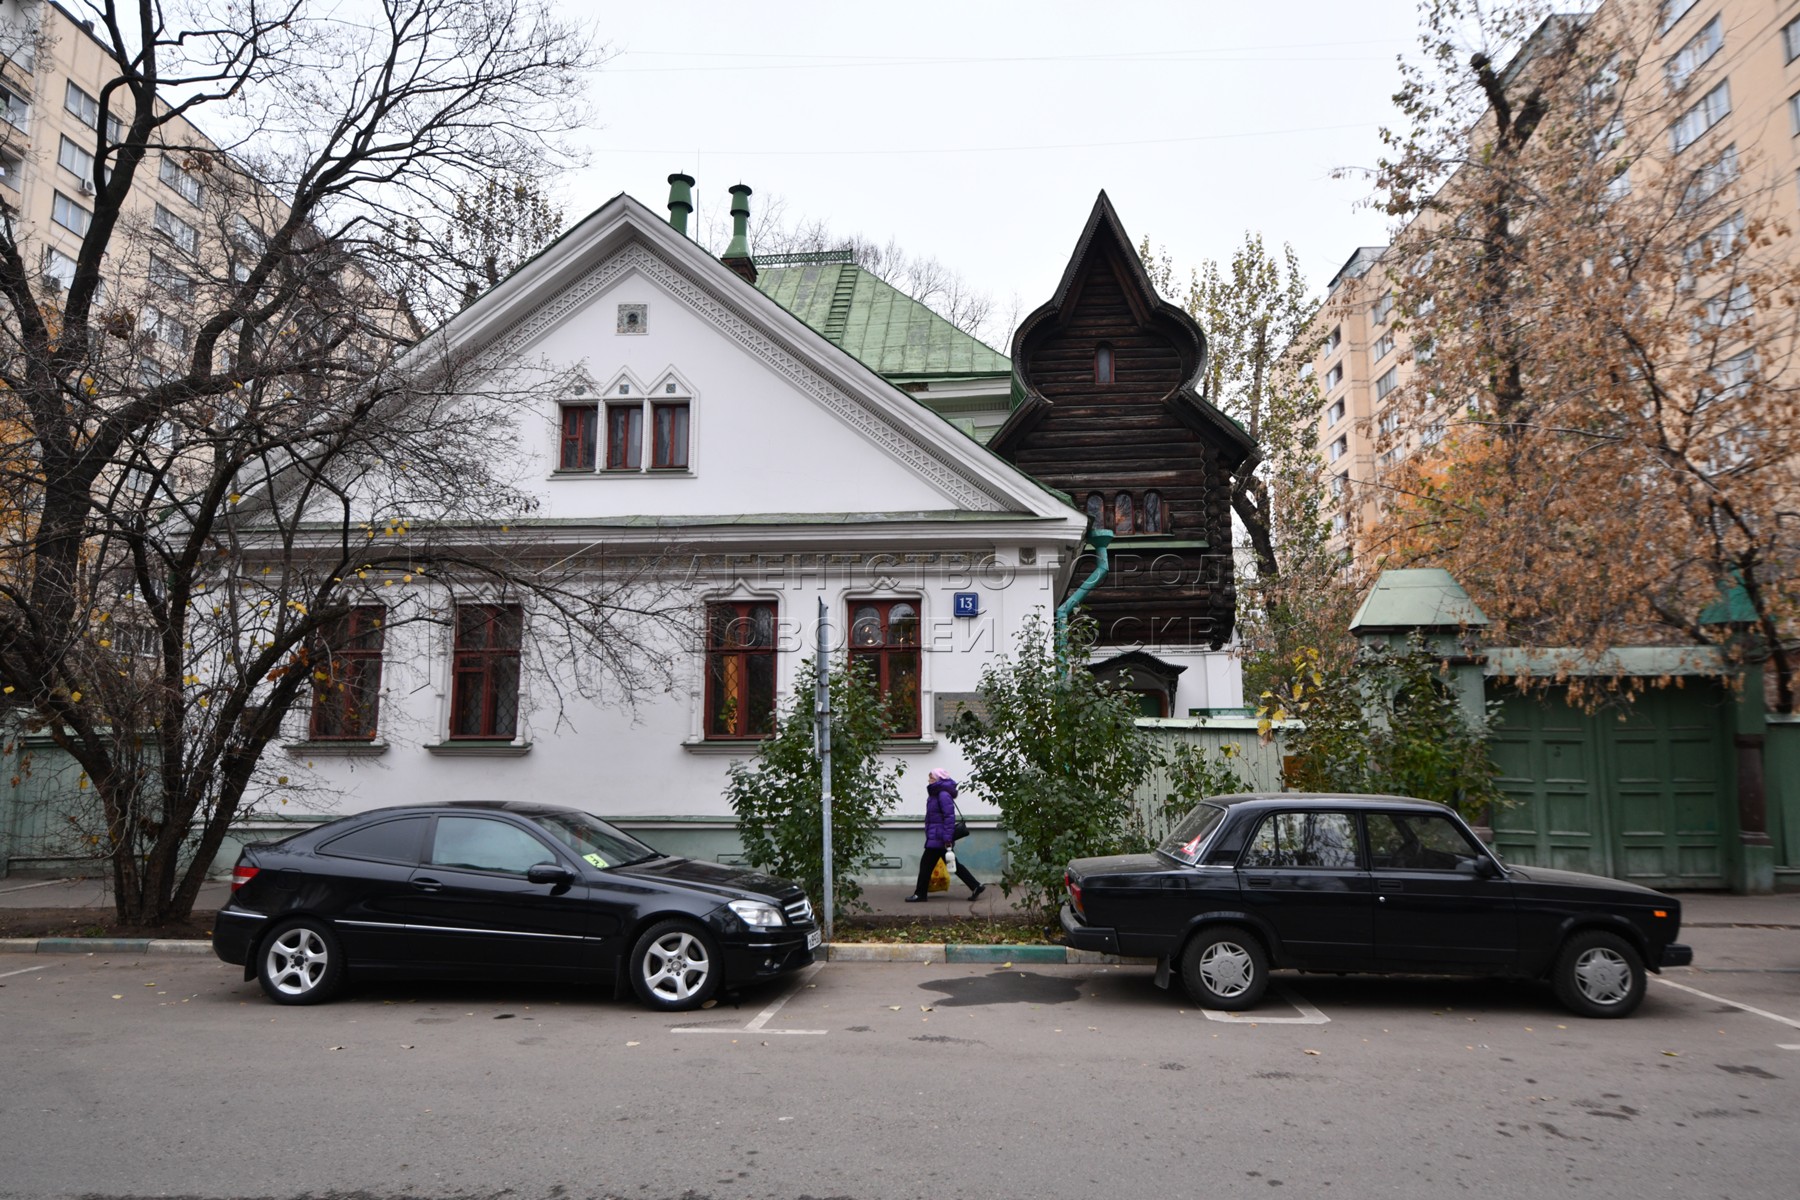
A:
755;253;1010;381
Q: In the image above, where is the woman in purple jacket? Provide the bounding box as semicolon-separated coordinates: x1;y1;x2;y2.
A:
905;769;986;902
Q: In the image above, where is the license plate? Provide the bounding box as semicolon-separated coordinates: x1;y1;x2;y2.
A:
806;929;822;950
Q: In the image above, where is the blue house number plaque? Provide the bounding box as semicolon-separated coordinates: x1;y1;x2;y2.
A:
953;592;981;618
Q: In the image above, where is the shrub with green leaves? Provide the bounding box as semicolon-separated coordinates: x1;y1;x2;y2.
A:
724;657;902;914
1272;638;1504;821
948;615;1157;917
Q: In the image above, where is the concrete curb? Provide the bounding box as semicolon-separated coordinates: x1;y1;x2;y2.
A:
0;936;1149;965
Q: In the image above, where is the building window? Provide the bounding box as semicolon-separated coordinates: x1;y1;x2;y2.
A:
849;600;922;737
1379;409;1402;436
1658;0;1700;37
149;254;194;302
559;404;597;470
1142;490;1165;534
64;81;123;142
1685;144;1738;209
153;204;198;254
1085;492;1105;527
1371;291;1394;325
1323;325;1341;354
450;605;522;739
1327;399;1345;426
0;148;20;189
1094;342;1115;385
705;601;777;739
1375;367;1399;401
605;403;643;470
1330;435;1347;463
159;156;203;206
0;82;28;131
651;402;689;469
1786;15;1800;63
43;248;78;292
1666;15;1722;92
1372;331;1395;363
1331;473;1348;500
141;306;191;353
1324;363;1343;391
57;136;96;183
309;607;384;740
1112;491;1134;536
52;191;92;236
1672;80;1730;152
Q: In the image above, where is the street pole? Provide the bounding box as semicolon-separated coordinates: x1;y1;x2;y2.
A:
816;597;834;945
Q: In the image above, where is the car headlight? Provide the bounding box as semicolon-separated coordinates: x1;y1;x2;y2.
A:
728;899;785;928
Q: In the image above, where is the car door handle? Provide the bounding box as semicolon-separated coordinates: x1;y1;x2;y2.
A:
411;878;444;893
1375;879;1405;892
1245;876;1273;888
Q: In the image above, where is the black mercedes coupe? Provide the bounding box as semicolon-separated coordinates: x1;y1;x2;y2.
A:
1061;793;1692;1018
214;801;819;1011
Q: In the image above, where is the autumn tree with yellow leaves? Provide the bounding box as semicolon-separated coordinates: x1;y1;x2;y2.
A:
1366;0;1800;709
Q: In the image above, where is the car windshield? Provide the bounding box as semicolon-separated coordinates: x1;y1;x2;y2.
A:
1158;803;1228;865
530;810;660;869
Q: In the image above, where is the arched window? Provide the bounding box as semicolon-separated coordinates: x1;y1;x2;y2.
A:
1085;493;1105;527
1094;342;1114;384
1112;491;1134;536
1142;490;1164;534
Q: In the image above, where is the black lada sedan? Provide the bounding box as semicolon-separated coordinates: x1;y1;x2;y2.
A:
214;801;819;1011
1061;794;1692;1018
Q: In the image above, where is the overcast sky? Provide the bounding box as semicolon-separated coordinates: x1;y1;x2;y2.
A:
560;0;1427;342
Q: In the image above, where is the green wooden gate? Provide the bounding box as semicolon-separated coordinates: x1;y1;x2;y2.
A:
1488;684;1733;888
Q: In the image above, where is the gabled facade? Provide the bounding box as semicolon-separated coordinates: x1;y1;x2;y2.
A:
991;193;1255;711
263;194;1088;854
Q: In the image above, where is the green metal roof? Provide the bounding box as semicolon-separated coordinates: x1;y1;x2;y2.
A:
754;253;1011;380
1349;568;1490;633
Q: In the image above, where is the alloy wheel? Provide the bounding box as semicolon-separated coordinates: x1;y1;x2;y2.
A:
265;926;331;998
641;930;712;1003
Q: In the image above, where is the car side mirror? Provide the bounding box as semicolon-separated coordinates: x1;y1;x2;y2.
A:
527;863;575;886
1473;857;1500;879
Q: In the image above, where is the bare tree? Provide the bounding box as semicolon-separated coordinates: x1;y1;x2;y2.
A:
0;1;701;927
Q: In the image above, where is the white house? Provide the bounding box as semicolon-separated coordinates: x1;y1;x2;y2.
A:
263;192;1090;871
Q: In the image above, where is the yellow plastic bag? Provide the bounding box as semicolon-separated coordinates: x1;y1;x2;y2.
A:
928;857;950;892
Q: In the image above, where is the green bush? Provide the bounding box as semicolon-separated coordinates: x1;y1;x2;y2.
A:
948;615;1157;917
724;657;902;914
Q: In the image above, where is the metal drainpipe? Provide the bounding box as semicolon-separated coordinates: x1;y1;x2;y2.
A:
1055;529;1114;663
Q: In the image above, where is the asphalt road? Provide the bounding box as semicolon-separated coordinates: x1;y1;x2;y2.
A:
2;923;1796;1200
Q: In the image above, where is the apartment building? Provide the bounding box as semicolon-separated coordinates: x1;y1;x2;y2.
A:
1306;0;1800;557
0;0;278;373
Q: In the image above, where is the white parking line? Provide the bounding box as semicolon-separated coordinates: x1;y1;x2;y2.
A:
672;964;827;1035
1778;1044;1800;1051
1655;977;1800;1030
0;963;52;980
1201;984;1329;1025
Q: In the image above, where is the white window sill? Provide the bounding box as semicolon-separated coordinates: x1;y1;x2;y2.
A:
424;740;533;757
880;738;939;754
283;740;388;758
681;738;766;755
548;468;697;481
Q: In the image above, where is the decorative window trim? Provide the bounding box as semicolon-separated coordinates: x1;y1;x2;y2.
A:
848;597;924;738
703;597;780;741
617;302;648;333
581;366;697;476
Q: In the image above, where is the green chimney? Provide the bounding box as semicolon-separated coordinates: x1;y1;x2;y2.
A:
666;172;694;236
722;183;756;282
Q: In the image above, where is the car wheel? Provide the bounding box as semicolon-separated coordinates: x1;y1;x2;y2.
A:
1179;925;1269;1011
629;919;722;1012
1552;930;1646;1018
257;917;345;1006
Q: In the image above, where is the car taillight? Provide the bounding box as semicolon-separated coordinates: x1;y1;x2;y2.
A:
1065;871;1084;917
231;865;259;893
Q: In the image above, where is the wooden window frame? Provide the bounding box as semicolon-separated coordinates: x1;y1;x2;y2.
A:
559;403;597;471
705;601;779;740
605;403;643;470
1094;341;1115;384
309;606;385;740
449;604;523;740
848;599;923;738
651;401;689;469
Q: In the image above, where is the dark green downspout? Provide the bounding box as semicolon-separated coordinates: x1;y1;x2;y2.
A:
1055;529;1113;664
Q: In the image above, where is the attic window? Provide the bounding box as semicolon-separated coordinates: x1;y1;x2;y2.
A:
617;303;647;334
1095;342;1115;385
